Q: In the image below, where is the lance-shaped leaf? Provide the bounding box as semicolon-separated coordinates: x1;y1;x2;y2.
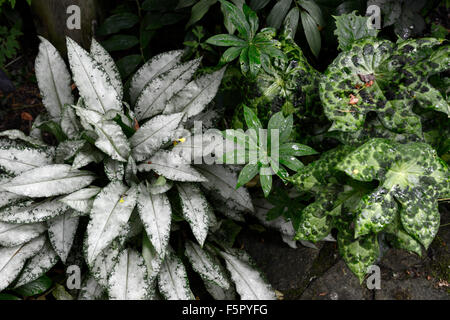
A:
59;187;101;215
0;235;46;291
130;113;183;161
47;210;79;263
163;67;226;119
337;139;449;248
195;164;254;212
55;140;85;163
0;221;47;247
78;276;106;300
108;248;152;300
136;183;171;259
104;158;124;181
138;150;207;182
13;240;59;288
294;198;333;243
157;249;194;300
61;106;82;139
185;240;230;289
0;139;54;176
94;120;131;162
66;37;122;114
129;50;183;104
89;240;122;288
0;129;47;148
176;183;210;246
72;145;104;169
86;182;138;265
1;164;96;198
142;233;164;283
90;38;123;100
220;250;276;300
134;58;201;121
35;36;74;119
0;199;70;224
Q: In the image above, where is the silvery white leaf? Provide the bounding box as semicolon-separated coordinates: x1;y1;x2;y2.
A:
0;130;47;147
220;251;276;300
142;233;163;283
119;210;143;242
323;234;336;242
138;150;206;182
61;106;82;139
130;113;184;161
0;190;27;211
35;36;74;119
59;186;101;215
94;120;131;162
135;58;201;121
47;210;79;263
78;275;106;300
130;50;183;104
104;158;124;181
185;240;230;289
0;199;70;224
13;240;59;288
204;280;237;300
0;139;54;175
72;145;104;169
89;239;122;288
66;37;122;114
0;221;47;247
108;248;153;300
124;155;137;185
86;182;138;265
0;235;46;291
1;164;96;198
56;139;85;162
176;183;210;246
298;240;318;250
137;182;171;258
196;164;254;212
158;249;194;300
164;67;226;120
281;234;298;249
90;38;123;101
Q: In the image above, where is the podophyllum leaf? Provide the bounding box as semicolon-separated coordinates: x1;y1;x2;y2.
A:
47;210;79;263
338;231;379;283
135;58;201;121
0;221;46;247
0;235;46;291
89;240;122;288
158;250;194;300
138;150;207;182
163;68;226;119
334;11;379;51
195;164;254;212
59;187;101;215
0;130;47;148
185;240;230;289
295;200;333;242
130;113;183;161
78;276;106;300
13;240;59;288
108;248;152;300
0;139;54;175
176;183;211;246
86;182;138;265
0;199;69;224
35;36;74;119
61;106;82;139
129;50;183;104
1;164;95;198
66;37;122;114
104;158;124;181
137;183;172;258
220;251;276;300
90;38;123;100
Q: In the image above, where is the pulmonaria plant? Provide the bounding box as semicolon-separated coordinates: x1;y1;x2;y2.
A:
0;36;277;300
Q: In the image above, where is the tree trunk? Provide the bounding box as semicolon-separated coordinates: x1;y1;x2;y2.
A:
30;0;109;56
